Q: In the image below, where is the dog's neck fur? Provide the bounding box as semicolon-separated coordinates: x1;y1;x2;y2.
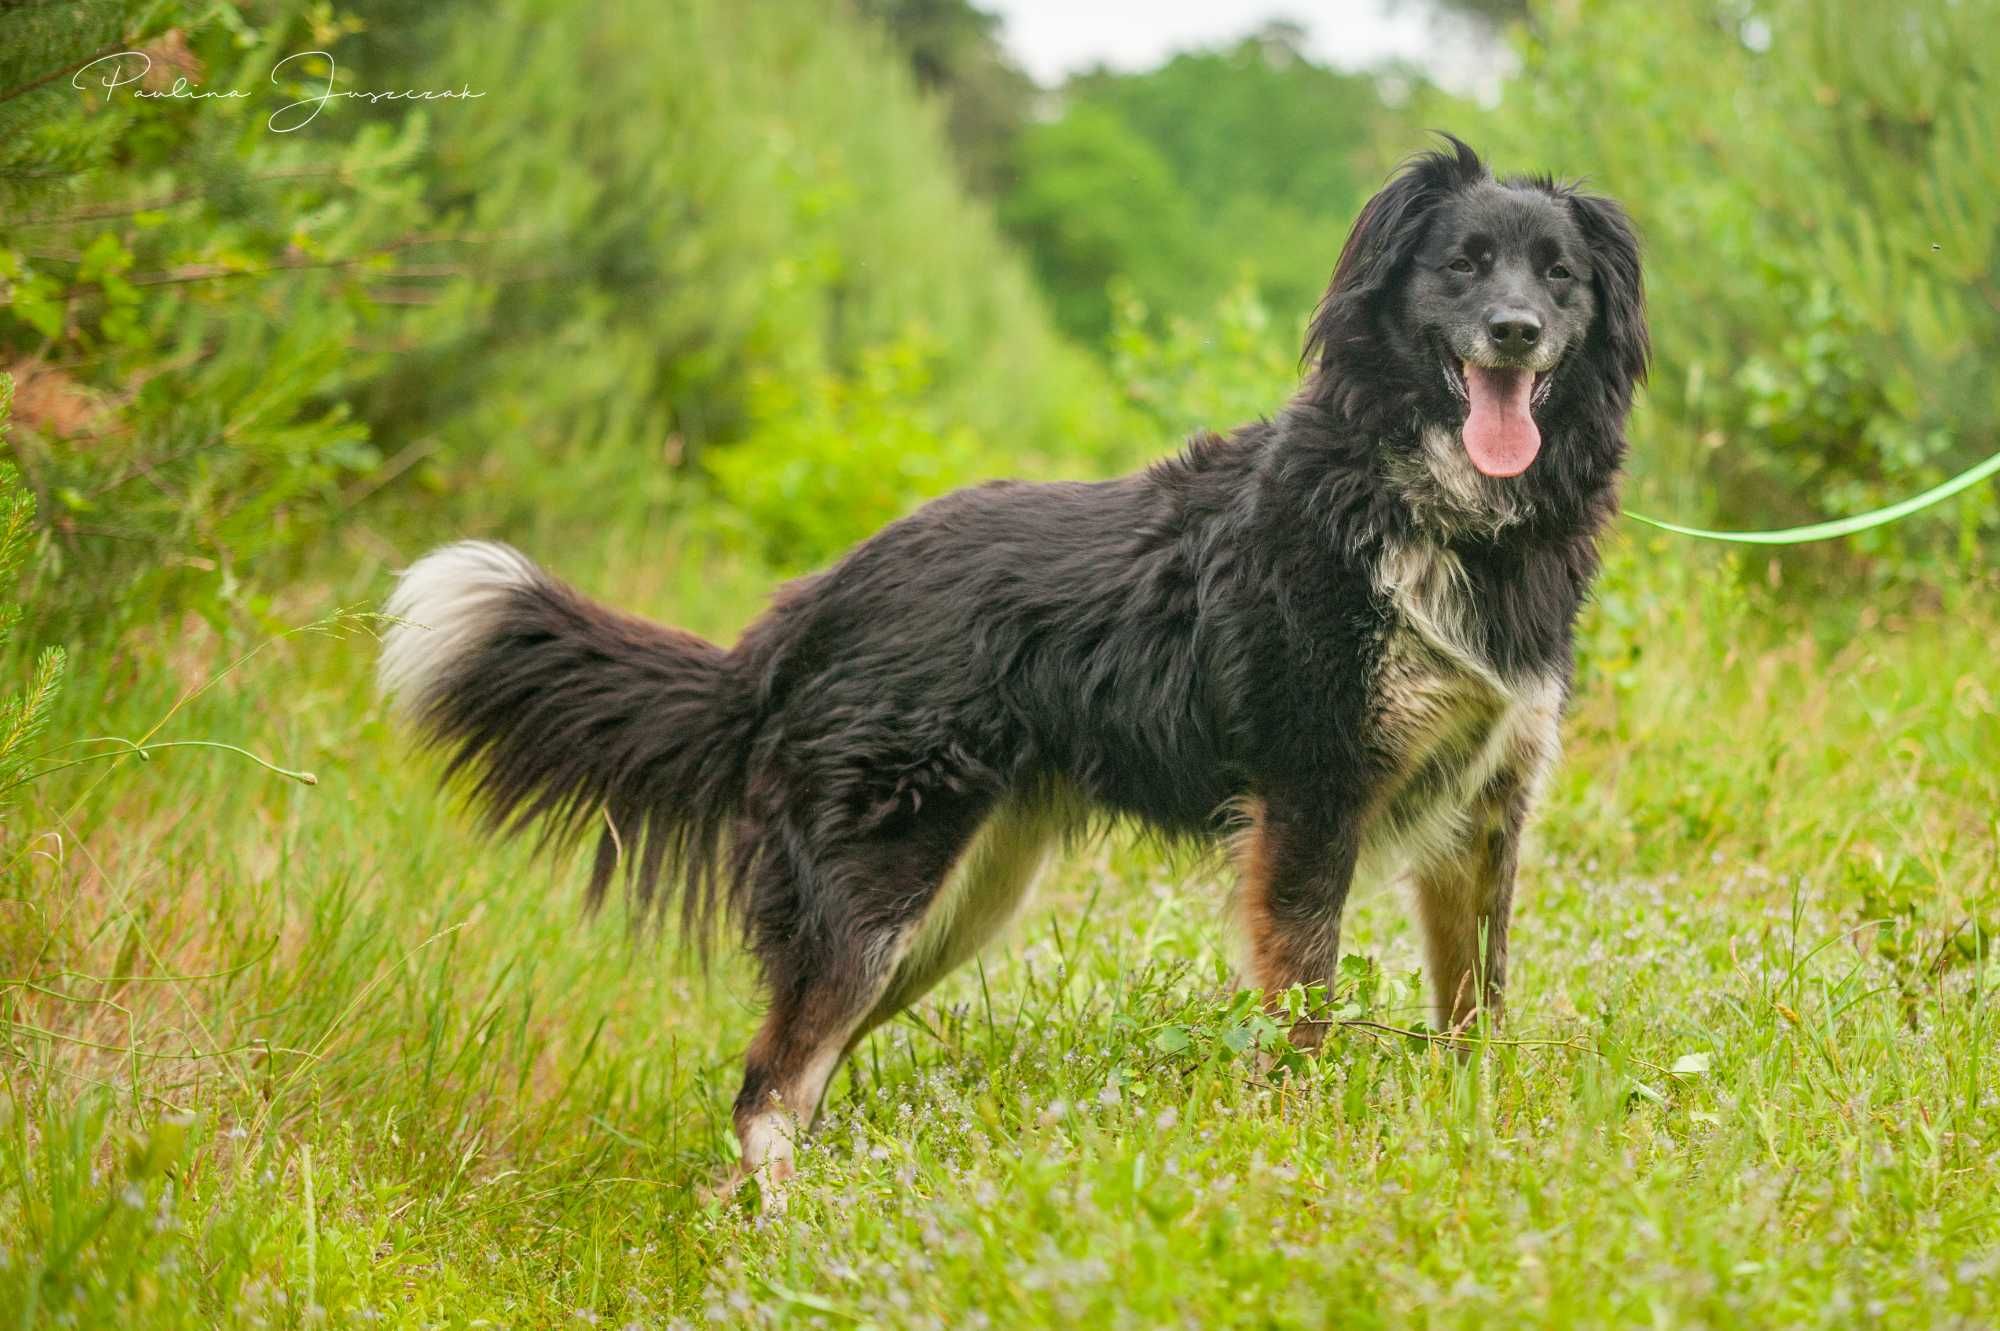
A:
1251;401;1615;684
1384;422;1534;543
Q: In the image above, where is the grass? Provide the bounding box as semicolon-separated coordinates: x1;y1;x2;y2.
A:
2;526;1997;1329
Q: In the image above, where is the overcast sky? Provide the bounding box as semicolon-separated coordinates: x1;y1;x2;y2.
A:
982;0;1504;98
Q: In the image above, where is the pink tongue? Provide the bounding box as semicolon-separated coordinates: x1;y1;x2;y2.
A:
1462;364;1540;477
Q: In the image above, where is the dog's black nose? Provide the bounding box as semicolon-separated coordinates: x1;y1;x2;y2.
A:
1486;311;1541;350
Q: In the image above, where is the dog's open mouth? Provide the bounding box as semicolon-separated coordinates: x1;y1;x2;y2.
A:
1441;356;1557;478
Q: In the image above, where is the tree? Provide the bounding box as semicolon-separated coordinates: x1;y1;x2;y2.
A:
1000;105;1223;341
1003;33;1393;340
855;0;1037;194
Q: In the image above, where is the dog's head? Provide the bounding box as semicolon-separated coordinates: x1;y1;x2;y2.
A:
1303;136;1647;529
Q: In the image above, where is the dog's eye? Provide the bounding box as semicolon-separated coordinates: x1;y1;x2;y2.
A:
1448;257;1476;275
1547;263;1573;280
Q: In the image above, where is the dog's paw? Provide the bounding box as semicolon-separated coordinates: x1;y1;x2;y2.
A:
698;1153;797;1216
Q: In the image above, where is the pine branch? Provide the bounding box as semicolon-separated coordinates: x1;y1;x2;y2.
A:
0;645;65;777
0;42;132;107
7;167;351;226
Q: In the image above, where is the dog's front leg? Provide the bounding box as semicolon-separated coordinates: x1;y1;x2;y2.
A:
1412;786;1528;1035
1235;796;1359;1050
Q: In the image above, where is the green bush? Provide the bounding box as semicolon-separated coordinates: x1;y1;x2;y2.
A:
0;5;447;629
1107;281;1302;442
700;330;1001;569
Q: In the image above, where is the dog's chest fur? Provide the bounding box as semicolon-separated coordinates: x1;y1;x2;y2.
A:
1359;539;1562;882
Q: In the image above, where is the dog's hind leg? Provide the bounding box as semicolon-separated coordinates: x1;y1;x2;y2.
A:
1236;795;1360;1049
727;793;990;1202
857;790;1065;1036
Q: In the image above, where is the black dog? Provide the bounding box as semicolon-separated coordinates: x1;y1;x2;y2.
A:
379;136;1646;1192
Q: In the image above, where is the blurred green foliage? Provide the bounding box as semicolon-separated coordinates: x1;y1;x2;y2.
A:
342;0;1119;553
855;0;1037;195
1;0;1995;642
0;0;1121;624
1107;281;1299;442
999;102;1215;343
1002;24;1387;340
701;330;999;568
0;3;441;628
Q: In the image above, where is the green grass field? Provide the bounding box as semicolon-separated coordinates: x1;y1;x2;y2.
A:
4;530;1998;1329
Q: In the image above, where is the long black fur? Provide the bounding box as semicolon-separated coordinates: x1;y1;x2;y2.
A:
405;574;756;938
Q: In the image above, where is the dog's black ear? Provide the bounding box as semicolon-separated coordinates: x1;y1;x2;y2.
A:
1568;190;1649;388
1304;133;1485;380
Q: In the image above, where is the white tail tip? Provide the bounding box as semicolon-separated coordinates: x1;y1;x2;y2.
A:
378;540;540;710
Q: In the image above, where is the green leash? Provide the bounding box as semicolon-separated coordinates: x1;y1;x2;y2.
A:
1623;447;2000;545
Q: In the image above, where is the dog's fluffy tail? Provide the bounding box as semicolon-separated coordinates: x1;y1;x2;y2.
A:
379;541;755;936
